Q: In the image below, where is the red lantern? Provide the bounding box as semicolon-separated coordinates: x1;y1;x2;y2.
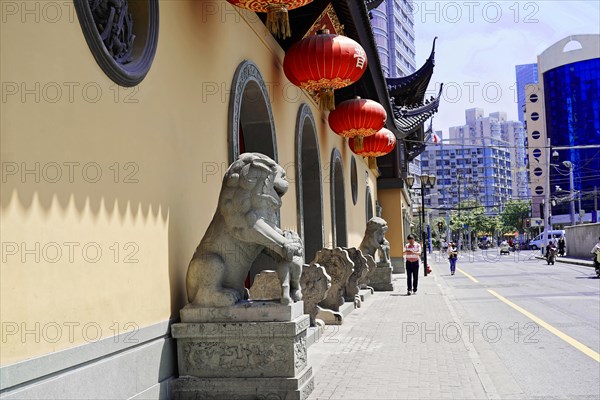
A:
328;97;386;147
283;30;368;110
349;128;396;169
226;0;313;39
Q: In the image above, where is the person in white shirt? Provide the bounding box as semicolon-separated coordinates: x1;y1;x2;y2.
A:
591;236;600;271
404;234;422;295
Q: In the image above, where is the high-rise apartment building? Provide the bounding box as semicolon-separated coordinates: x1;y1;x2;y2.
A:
515;63;539;123
371;0;420;178
421;109;517;215
525;34;600;225
371;0;417;77
421;138;512;215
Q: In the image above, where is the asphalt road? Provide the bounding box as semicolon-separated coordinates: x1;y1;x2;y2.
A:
435;249;600;399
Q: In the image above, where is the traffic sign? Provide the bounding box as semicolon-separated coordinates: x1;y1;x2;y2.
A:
530;218;543;226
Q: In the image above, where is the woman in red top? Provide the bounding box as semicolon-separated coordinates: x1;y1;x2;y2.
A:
404;234;421;295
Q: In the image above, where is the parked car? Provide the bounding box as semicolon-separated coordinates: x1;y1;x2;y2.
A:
529;230;565;250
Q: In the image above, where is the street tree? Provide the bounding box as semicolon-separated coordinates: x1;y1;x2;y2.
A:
500;199;531;234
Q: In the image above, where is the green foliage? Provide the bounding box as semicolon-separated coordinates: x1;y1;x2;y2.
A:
499;199;531;233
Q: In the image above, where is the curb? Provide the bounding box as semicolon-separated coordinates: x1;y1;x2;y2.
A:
534;256;594;267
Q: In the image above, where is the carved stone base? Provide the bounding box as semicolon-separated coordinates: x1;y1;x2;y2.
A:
171;367;314;400
370;265;394;291
171;313;313;399
180;300;304;323
316;308;343;325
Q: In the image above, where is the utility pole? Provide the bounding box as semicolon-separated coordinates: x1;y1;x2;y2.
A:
457;175;461;250
427;211;432;254
594;186;598;223
568;163;576;226
446;211;451;243
543;138;551;255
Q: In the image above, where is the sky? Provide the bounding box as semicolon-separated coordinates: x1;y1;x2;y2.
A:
413;0;600;136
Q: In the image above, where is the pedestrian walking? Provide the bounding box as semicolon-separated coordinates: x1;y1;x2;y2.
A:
557;236;566;256
448;242;458;275
404;234;421;295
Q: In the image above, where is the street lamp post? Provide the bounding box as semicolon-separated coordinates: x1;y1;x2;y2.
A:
552;150;577;226
406;174;436;276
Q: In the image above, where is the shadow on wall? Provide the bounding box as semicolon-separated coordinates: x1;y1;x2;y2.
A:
0;157;212;319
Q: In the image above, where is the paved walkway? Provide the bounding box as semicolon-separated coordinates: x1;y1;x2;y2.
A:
307;256;524;400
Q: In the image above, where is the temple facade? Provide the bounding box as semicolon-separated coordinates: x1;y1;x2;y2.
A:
0;1;440;397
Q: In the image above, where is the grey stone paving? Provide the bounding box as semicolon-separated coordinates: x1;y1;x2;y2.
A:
307;260;505;400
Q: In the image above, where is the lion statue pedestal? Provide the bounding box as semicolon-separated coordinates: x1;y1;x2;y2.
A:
170;153;313;400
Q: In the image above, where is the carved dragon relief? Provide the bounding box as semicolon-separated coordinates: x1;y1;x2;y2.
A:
89;0;136;64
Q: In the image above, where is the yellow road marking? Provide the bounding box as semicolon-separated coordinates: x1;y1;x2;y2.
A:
457;267;479;283
488;289;600;363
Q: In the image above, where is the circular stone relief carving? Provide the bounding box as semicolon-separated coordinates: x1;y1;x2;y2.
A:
74;0;159;87
535;186;544;195
531;130;541;139
533;167;543;177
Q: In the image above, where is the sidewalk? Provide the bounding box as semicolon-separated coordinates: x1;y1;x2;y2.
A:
306;257;524;400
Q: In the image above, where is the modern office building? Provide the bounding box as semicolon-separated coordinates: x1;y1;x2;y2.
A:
525;34;600;225
515;63;539;123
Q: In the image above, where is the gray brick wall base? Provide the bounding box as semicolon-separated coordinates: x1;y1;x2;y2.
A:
0;320;176;400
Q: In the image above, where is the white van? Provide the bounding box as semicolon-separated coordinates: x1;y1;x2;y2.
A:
529;230;565;250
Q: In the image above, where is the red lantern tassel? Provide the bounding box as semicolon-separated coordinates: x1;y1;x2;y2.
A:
266;4;291;39
319;88;335;111
368;157;377;170
354;135;364;151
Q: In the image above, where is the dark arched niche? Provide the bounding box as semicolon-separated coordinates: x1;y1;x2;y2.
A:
228;60;278;287
366;186;374;222
228;60;277;164
295;104;324;264
330;149;348;248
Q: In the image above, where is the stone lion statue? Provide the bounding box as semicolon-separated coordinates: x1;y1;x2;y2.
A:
186;153;303;307
359;217;391;265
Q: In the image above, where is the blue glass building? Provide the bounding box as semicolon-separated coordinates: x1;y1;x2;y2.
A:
544;58;600;218
526;35;600;224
